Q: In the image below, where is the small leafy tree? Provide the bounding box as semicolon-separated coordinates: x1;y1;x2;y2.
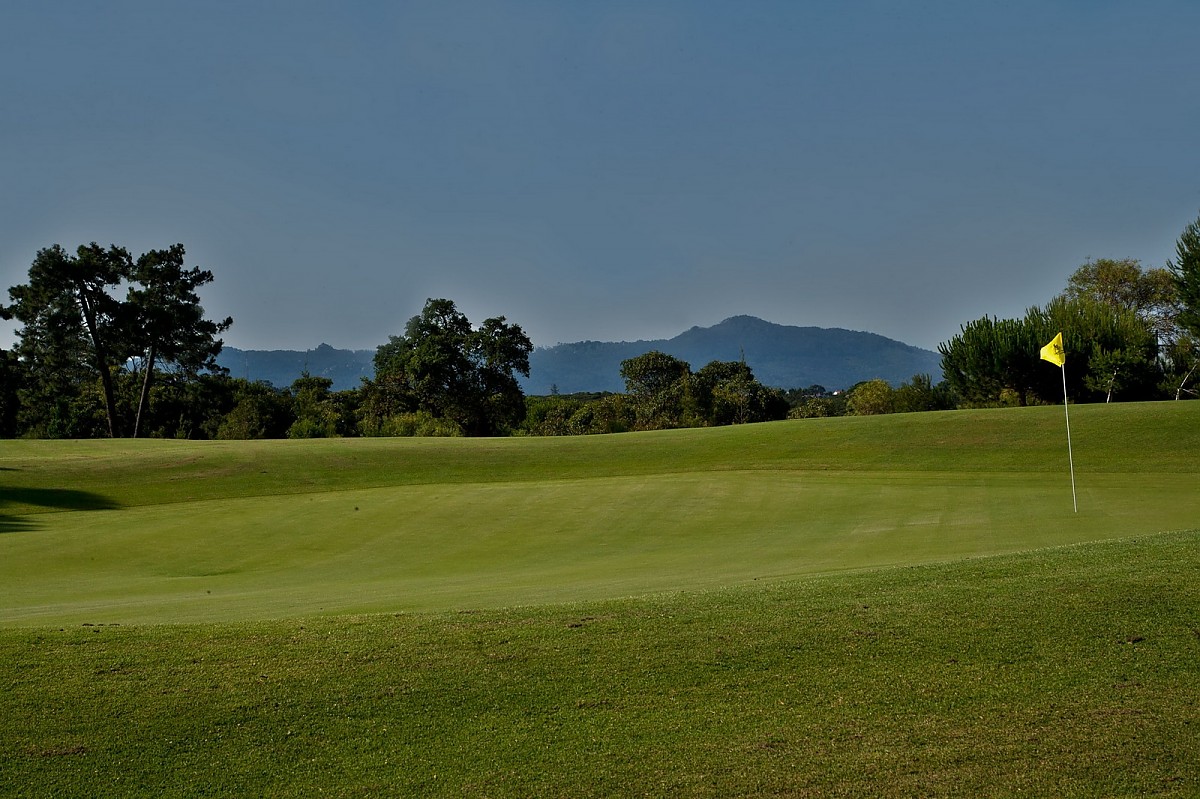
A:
370;299;532;436
893;374;954;413
788;396;842;419
691;360;787;425
287;373;339;438
846;379;895;415
216;380;294;440
569;394;633;434
522;394;587;436
785;386;847;419
1061;257;1180;343
1160;334;1200;400
619;351;693;430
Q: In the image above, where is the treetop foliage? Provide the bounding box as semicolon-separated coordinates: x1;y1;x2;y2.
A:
1168;211;1200;339
940;238;1198;408
1060;257;1181;344
368;298;533;436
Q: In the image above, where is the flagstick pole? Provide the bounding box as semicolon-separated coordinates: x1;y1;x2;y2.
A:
1061;364;1077;513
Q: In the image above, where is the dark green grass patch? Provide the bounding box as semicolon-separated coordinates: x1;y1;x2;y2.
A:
3;531;1199;797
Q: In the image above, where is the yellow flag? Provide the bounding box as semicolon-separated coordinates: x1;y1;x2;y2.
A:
1040;332;1066;367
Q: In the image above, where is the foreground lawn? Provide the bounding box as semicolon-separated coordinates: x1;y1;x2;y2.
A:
3;531;1198;797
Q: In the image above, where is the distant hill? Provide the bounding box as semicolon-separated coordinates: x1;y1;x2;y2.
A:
216;317;942;394
522;316;942;394
217;343;374;390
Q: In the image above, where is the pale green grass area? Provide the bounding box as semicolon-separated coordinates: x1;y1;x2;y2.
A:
1;402;1197;625
1;470;1194;626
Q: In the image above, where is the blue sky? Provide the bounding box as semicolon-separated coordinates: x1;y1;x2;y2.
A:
2;1;1198;352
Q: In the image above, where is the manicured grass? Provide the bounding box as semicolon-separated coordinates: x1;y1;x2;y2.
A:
2;531;1198;797
1;402;1198;625
2;403;1198;796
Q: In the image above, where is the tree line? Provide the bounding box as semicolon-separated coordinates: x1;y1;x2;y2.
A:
939;211;1200;407
2;211;1198;439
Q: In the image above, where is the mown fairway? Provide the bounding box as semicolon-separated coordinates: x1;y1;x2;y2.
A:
1;403;1198;796
0;402;1197;626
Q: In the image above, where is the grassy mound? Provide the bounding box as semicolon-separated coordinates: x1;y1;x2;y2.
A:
1;402;1197;625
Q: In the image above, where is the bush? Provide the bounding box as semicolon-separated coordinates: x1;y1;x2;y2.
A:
846;379;895;416
359;411;462;437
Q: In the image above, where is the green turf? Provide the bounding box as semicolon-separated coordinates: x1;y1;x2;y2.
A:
2;532;1198;797
1;402;1197;625
2;403;1199;796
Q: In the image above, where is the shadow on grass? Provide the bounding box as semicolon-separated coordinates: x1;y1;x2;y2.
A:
0;487;122;533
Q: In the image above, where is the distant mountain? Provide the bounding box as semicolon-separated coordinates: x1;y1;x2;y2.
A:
522;316;942;394
217;343;374;390
215;317;942;394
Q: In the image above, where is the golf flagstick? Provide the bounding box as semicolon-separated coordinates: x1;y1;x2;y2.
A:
1040;332;1077;513
1061;359;1077;513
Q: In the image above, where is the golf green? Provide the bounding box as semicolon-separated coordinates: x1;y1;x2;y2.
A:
2;402;1196;626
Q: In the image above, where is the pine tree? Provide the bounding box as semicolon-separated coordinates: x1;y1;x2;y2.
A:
1169;211;1200;338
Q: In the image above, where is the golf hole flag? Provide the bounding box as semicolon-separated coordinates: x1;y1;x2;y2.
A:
1040;332;1066;367
1040;331;1077;512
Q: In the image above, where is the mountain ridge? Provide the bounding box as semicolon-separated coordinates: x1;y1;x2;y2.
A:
216;316;942;393
217;342;375;390
523;316;941;394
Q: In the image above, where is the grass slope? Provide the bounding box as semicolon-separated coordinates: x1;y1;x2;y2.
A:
1;402;1198;625
2;403;1199;796
2;532;1198;796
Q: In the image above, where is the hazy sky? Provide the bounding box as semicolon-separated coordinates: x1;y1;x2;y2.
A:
3;1;1198;352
